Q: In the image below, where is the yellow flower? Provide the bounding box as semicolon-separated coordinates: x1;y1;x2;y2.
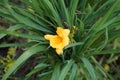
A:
44;27;70;55
8;47;15;55
104;64;110;71
4;61;14;72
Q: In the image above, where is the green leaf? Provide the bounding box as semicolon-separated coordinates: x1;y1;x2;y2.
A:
92;57;115;80
79;19;84;33
0;43;27;48
24;63;49;80
12;6;47;28
58;60;74;80
109;29;120;42
69;0;78;26
2;45;47;80
69;63;77;80
81;57;97;80
8;8;51;33
40;0;62;26
80;63;91;80
58;0;70;28
30;0;43;15
20;0;30;5
91;0;120;33
35;63;49;69
51;63;60;80
96;49;120;55
38;71;52;78
65;42;84;49
0;24;24;39
94;0;115;16
0;29;45;41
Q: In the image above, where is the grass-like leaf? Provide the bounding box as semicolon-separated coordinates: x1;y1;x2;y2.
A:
69;63;77;80
81;57;97;80
24;63;49;80
0;29;45;41
2;45;47;80
58;60;74;80
0;24;24;39
51;63;60;80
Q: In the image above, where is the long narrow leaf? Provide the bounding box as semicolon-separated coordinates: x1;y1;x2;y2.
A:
51;63;60;80
0;29;45;41
0;24;24;39
24;63;49;80
2;45;47;80
58;60;74;80
81;57;97;80
69;63;77;80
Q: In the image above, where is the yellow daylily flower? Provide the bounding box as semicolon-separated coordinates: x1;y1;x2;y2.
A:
44;27;70;55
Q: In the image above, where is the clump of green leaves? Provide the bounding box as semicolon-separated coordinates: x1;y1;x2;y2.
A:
0;0;120;80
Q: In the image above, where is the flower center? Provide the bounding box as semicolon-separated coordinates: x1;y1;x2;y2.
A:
54;36;62;44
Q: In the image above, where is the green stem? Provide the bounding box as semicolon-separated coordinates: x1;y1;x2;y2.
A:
61;54;65;63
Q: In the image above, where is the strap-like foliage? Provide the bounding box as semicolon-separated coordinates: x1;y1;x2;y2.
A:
0;0;120;80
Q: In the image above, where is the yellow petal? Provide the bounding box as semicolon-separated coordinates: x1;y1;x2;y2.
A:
56;48;63;55
56;27;63;37
62;37;69;46
56;27;70;37
49;36;63;48
63;29;70;36
44;34;55;40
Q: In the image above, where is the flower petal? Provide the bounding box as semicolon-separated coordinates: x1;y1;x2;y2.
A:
44;34;55;40
56;27;70;37
56;48;63;55
45;35;63;48
62;37;69;46
63;29;70;36
56;27;63;36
